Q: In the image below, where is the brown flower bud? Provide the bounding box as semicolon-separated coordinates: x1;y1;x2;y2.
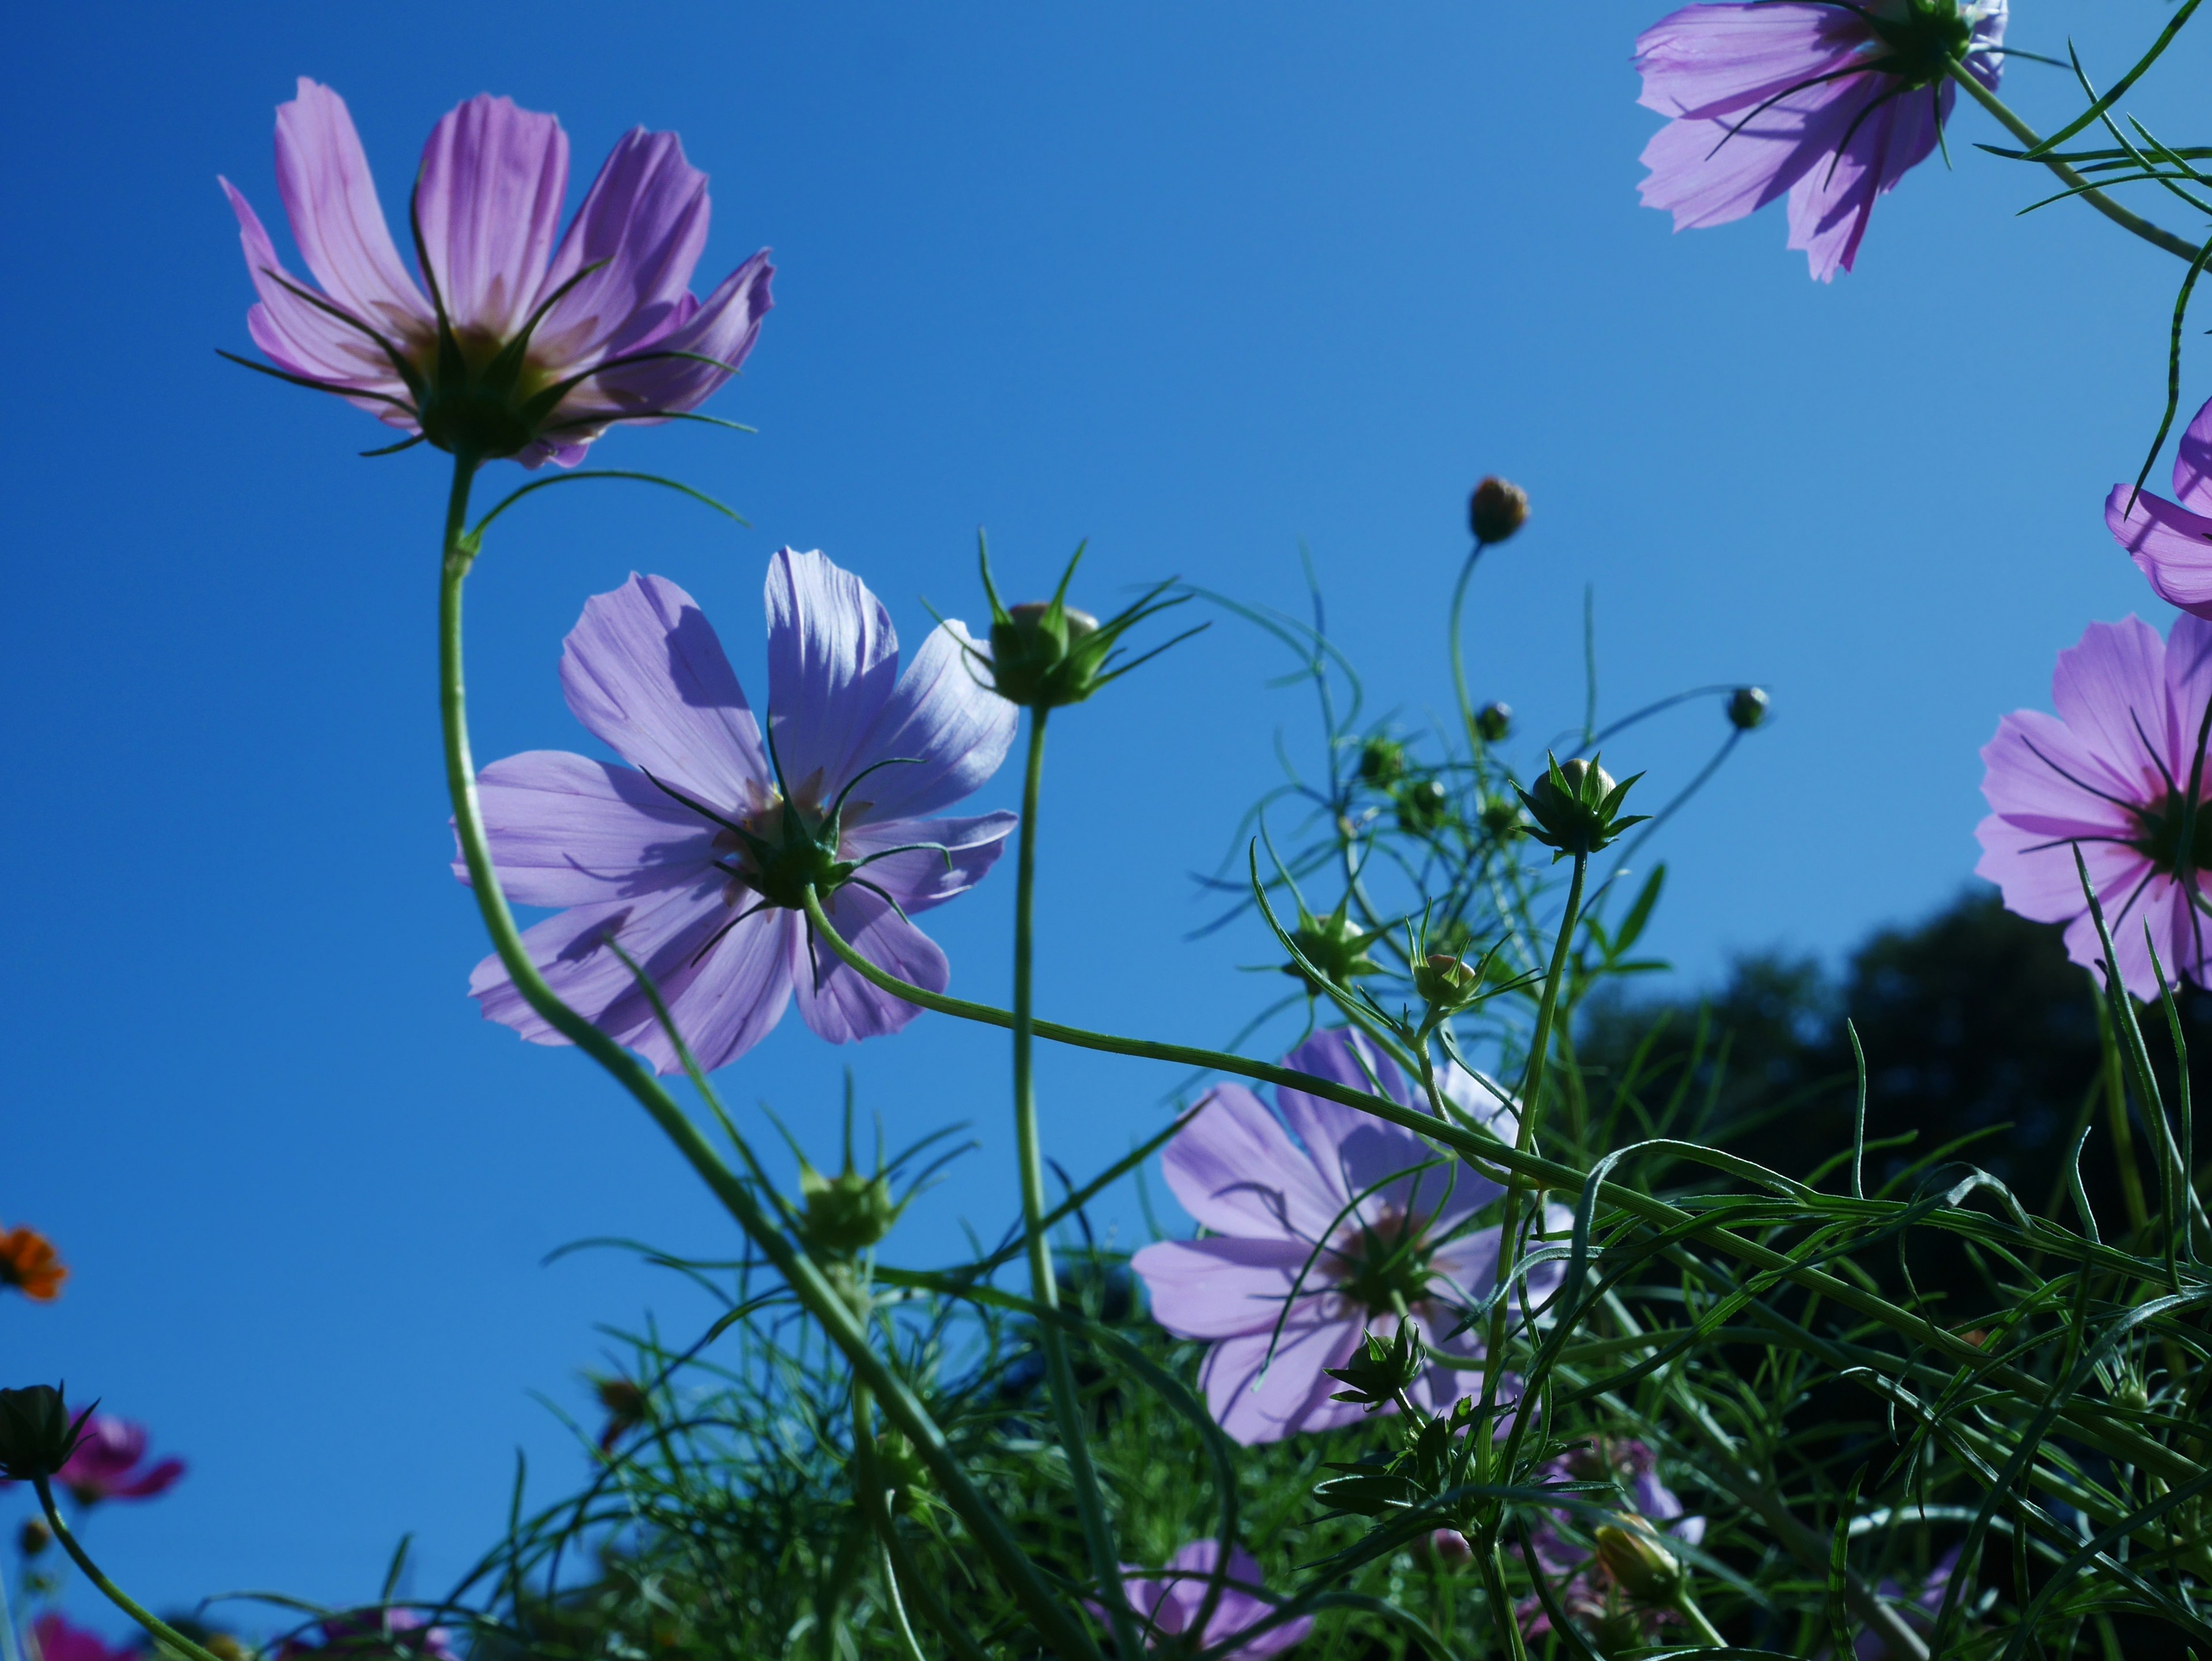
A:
1469;476;1529;544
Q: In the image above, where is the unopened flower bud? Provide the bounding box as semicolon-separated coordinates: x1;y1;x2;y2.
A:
593;1376;649;1451
1285;898;1381;989
799;1163;903;1257
1726;686;1770;731
976;542;1193;710
1396;778;1453;836
1593;1514;1683;1603
17;1518;50;1558
1518;754;1647;860
1415;953;1480;1011
1474;701;1512;744
1469;477;1529;545
1324;1325;1425;1410
1422;1527;1475;1569
1478;794;1522;841
874;1427;930;1515
1359;736;1408;786
0;1385;85;1483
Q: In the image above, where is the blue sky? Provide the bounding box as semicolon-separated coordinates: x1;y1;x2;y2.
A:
3;0;2206;1634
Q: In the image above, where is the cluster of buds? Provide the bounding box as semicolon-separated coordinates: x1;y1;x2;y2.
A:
1323;1325;1425;1412
1518;755;1646;861
972;541;1197;711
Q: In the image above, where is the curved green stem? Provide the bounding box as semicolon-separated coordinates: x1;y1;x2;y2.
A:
796;888;2199;1486
1448;541;1486;757
1011;709;1137;1657
1950;67;2200;262
32;1482;229;1661
437;455;1100;1661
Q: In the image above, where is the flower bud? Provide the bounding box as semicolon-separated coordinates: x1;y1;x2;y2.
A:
1469;477;1529;544
1396;778;1454;836
1414;953;1480;1012
798;1163;903;1257
1518;754;1647;860
1593;1514;1683;1603
1474;701;1513;744
17;1518;50;1558
1324;1325;1425;1411
592;1376;649;1452
1358;736;1408;787
0;1385;86;1483
1478;794;1522;841
1726;685;1770;731
874;1427;930;1515
1422;1527;1475;1570
1285;898;1382;990
975;542;1194;710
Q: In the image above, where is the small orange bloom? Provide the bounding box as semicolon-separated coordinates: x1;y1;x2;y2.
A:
0;1225;67;1302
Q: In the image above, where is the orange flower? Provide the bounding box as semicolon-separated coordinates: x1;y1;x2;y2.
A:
0;1225;67;1302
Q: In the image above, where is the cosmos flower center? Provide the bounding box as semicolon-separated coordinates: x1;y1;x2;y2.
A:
2128;788;2212;879
1861;1;1976;89
714;793;855;913
1329;1205;1442;1317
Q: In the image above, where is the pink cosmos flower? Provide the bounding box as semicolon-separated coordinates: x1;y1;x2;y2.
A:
29;1615;138;1661
1976;614;2212;1000
51;1416;185;1506
1635;2;2006;280
222;80;771;467
1105;1542;1312;1659
1131;1028;1567;1446
2105;393;2212;618
464;550;1017;1073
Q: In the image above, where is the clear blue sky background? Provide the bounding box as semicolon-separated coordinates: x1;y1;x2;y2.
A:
5;0;2206;1636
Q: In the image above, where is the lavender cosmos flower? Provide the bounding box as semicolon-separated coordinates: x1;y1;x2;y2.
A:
1105;1542;1312;1659
2105;394;2212;618
29;1615;139;1661
222;80;771;467
1635;1;2006;280
1131;1028;1566;1446
464;550;1016;1073
1976;614;2212;1000
1520;1440;1706;1644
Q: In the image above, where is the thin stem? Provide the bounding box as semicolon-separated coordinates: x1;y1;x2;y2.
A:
1012;709;1138;1658
1950;67;2200;261
2094;981;2153;1239
0;1547;22;1661
32;1483;228;1661
1671;1587;1726;1648
852;1385;988;1661
436;455;1100;1661
1448;541;1486;756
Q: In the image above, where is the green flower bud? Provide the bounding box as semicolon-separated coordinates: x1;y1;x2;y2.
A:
1396;778;1454;836
1469;476;1529;544
1517;754;1647;860
1474;701;1513;744
1593;1514;1683;1603
1414;953;1480;1012
799;1162;904;1257
1358;736;1408;787
1285;896;1382;990
1478;793;1522;841
873;1427;930;1515
0;1385;87;1484
1726;685;1771;731
975;540;1195;710
1324;1325;1425;1411
17;1518;50;1558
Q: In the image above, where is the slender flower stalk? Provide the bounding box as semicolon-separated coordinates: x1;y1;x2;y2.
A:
434;454;1102;1661
29;1480;228;1661
1008;709;1139;1658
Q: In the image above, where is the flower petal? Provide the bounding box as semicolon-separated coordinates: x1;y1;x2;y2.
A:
559;573;770;809
416;94;569;342
464;749;719;907
1634;3;1868;119
1979;707;2143;836
1274;1028;1416;1203
270;80;430;339
839;812;1016;912
1199;1317;1366;1446
791;881;946;1044
1132;1236;1315;1340
1157;1084;1344;1241
1976;812;2147;925
844;620;1017;822
532;127;711;373
2109;485;2212;619
1786;80;1947;282
2048;615;2177;790
765;548;903;800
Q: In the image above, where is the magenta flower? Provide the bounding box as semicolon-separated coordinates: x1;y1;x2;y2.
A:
1131;1028;1565;1446
464;550;1017;1073
1104;1542;1312;1659
29;1615;138;1661
222;80;771;467
1976;614;2212;1000
1635;1;2006;281
2105;394;2212;618
48;1416;185;1506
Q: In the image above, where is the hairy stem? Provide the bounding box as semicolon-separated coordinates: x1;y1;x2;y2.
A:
1012;709;1138;1655
437;454;1100;1661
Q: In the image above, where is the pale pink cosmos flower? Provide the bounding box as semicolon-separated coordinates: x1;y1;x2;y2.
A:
464;550;1016;1073
1103;1542;1312;1659
1132;1028;1567;1446
222;80;771;467
2105;392;2212;618
1635;2;2006;280
1976;613;2212;1000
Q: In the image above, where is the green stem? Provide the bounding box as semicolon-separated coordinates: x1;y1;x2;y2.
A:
2095;985;2153;1239
437;455;1100;1661
1949;68;2200;262
796;890;2199;1487
1448;541;1487;758
32;1483;228;1661
1671;1587;1726;1648
853;1387;990;1661
1011;709;1137;1657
